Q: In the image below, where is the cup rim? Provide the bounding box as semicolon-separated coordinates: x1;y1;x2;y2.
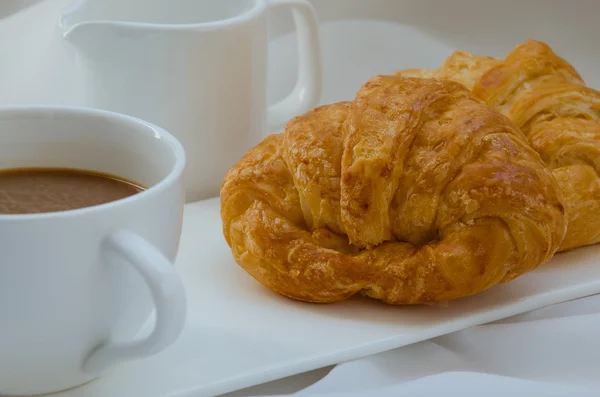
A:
60;0;266;33
0;105;186;220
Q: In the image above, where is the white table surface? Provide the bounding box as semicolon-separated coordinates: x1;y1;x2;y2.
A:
2;1;600;396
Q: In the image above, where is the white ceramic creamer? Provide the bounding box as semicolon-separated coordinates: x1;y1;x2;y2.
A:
59;0;322;202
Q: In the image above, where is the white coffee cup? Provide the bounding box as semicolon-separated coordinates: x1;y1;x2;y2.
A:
60;0;323;202
0;106;187;395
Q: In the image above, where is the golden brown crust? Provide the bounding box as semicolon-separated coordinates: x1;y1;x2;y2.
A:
282;102;350;235
403;39;600;252
220;76;566;304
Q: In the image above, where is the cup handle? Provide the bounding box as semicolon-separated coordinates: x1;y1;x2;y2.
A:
83;230;187;374
267;0;323;127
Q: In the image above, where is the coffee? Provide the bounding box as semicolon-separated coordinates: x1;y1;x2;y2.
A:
0;168;144;214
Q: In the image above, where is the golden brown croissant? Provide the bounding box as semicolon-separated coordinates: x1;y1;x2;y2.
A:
398;40;600;251
220;76;566;304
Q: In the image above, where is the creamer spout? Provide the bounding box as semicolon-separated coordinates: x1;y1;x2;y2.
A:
59;0;98;40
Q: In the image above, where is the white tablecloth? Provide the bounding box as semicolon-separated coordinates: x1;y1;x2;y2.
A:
3;1;600;396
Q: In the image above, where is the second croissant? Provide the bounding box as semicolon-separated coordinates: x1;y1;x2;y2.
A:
398;40;600;252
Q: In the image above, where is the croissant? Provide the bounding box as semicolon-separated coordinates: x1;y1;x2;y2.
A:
398;40;600;251
399;50;502;91
220;76;566;304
